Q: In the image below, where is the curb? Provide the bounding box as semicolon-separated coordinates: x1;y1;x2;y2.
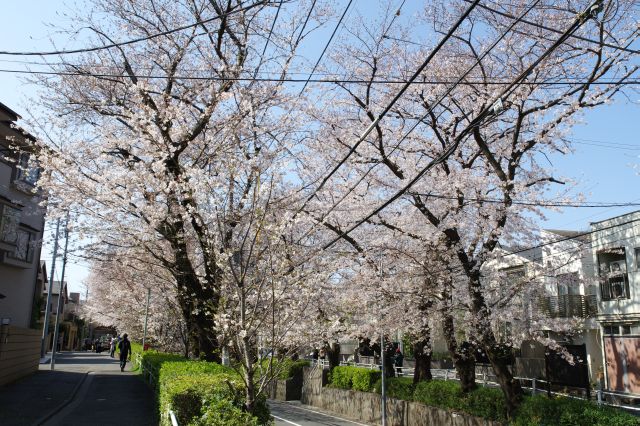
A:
35;371;90;425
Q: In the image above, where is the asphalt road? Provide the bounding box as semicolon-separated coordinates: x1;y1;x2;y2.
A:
269;400;371;426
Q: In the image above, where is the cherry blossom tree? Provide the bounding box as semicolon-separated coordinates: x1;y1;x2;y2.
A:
300;0;639;414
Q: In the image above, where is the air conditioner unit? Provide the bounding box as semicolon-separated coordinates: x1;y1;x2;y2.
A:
609;260;627;273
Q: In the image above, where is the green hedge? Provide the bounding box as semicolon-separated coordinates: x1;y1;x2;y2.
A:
413;380;464;411
373;377;415;401
513;395;640;426
329;366;380;392
139;350;269;425
258;358;310;380
160;372;269;426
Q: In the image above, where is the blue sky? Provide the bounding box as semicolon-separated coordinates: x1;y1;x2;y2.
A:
0;1;638;293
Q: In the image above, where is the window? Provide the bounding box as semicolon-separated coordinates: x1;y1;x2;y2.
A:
622;325;632;335
0;204;20;244
557;272;580;296
636;248;640;270
601;274;630;300
603;325;618;335
15;152;40;186
8;228;35;262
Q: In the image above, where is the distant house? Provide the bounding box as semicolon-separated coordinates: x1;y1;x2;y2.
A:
0;101;45;386
590;210;640;394
482;229;601;385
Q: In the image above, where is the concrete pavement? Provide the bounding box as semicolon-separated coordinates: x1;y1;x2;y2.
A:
0;351;157;426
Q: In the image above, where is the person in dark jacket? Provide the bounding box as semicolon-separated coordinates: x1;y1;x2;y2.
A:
394;347;404;376
118;333;132;372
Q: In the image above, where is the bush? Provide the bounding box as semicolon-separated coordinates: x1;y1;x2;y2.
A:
351;368;381;392
258;358;310;380
373;377;415;401
329;366;356;389
465;387;506;422
413;380;463;411
513;395;640;426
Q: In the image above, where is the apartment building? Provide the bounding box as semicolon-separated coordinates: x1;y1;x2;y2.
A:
590;210;640;394
0;101;45;385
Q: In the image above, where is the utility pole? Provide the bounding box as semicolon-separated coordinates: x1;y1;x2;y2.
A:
41;218;60;358
142;287;151;351
51;215;70;370
380;259;387;426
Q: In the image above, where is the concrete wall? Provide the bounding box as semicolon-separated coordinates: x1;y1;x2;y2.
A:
301;366;502;426
0;325;41;386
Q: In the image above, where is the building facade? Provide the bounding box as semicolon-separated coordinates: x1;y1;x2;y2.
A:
0;101;44;329
0;102;45;385
590;211;640;394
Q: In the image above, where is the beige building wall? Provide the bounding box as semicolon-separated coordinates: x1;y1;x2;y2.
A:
0;325;41;386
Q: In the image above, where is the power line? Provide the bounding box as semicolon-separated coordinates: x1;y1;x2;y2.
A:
2;66;638;85
298;0;355;95
0;0;267;57
413;193;640;208
297;0;541;243
505;216;640;258
293;0;483;220
463;0;640;55
322;0;605;250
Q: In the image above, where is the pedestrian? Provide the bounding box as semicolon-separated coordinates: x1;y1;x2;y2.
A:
118;333;132;372
109;336;117;358
95;338;101;353
394;347;404;376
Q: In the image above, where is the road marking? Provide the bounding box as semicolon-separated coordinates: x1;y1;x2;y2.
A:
275;402;370;426
272;414;302;426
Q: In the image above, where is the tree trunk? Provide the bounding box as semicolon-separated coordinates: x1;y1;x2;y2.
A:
412;338;433;384
441;287;476;392
488;347;522;416
467;269;522;415
325;341;341;371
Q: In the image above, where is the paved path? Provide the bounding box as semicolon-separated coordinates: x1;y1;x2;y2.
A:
0;351;156;426
269;400;372;426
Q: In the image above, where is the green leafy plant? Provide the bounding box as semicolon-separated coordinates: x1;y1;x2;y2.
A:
465;387;506;422
513;395;640;426
373;377;415;401
413;380;464;411
351;368;381;392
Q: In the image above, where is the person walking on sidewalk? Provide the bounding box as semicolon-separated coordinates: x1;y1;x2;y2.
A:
118;334;132;372
109;336;117;358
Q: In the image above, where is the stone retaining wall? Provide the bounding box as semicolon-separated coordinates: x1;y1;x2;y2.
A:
301;366;502;426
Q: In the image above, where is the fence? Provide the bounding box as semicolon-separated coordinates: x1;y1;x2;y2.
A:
309;359;640;413
0;325;41;386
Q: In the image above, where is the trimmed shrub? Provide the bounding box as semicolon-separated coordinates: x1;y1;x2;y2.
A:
513;395;640;426
373;377;415;401
160;371;270;426
141;350;186;374
329;366;356;389
159;360;234;383
413;380;463;411
258;358;310;380
351;368;381;392
465;387;506;422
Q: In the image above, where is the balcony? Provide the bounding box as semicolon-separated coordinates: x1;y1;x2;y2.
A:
537;294;597;318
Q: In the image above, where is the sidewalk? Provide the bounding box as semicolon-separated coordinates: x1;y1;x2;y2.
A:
0;351;157;426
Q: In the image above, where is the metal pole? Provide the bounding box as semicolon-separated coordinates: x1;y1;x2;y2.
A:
381;331;387;426
41;218;60;358
142;287;151;351
380;258;386;426
51;216;70;370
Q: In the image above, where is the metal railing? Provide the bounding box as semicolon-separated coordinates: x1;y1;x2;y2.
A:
536;294;597;318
